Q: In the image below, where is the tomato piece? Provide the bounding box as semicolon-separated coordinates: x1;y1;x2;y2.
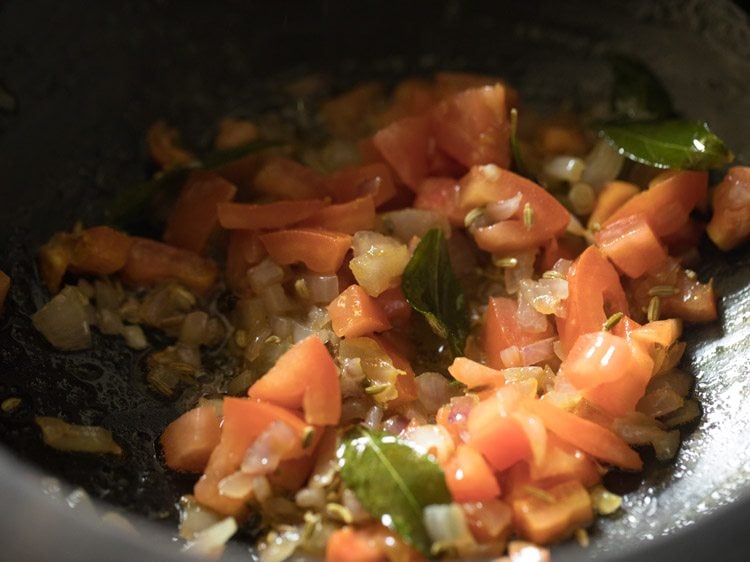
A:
373;286;412;326
376;78;437;126
194;398;313;517
225;230;266;297
160;405;221;473
217;198;327;230
325;527;389;562
512;479;593;544
122;237;219;295
146;120;194;170
595;213;668;278
370;333;419;407
558;246;629;353
259;228;352;274
254;157;327;199
524;399;642;471
587;180;640;230
460;165;570;254
163;171;237;253
325;162;397;208
448;357;505;388
630;319;682;349
468;386;532;472
528;436;601;487
248;336;341;426
661;218;705;260
560;331;654;417
68;226;133;277
604;170;708;237
461;499;513;544
444;444;501;503
0;270;10;311
298;195;376;234
320;81;385;138
432;84;511;169
328;284;392;338
372;114;432;190
483;297;554;370
413;177;465;226
707;166;750;251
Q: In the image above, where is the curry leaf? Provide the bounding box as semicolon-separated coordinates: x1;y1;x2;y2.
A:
599;120;734;170
337;426;451;556
609;54;674;121
401;228;469;357
107;138;282;227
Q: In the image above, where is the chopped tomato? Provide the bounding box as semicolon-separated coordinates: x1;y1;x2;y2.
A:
587;180;640;230
630;319;682;349
376;78;437;126
413;177;465;226
373;286;412;326
0;270;10;311
248;336;341;426
524;398;642;471
160;405;221;473
325;162;397;208
298;195;376;234
511;479;593;544
225;230;266;297
444;443;501;503
527;436;601;487
432;84;511;169
484;297;554;369
254;157;327;200
557;246;630;353
328;284;392;338
146;120;194;170
560;331;654;417
595;213;668;278
325;527;389;562
604;170;708;238
259;228;352;274
68;226;133;277
122;237;219;295
707;166;750;251
460;165;570;254
194;397;314;517
372;114;432;191
370;332;419;407
163;171;237;253
217;198;327;230
320;81;385;139
461;499;513;544
448;357;505;388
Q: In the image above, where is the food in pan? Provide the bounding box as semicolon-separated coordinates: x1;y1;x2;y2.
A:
24;63;750;560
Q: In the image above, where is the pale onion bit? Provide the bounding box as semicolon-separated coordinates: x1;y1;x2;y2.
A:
401;424;455;463
183;517;238;559
581;139;624;188
423;503;478;559
241;419;298;474
349;230;410;297
35;416;122;455
179;495;223;540
32;285;92;350
380;208;451;243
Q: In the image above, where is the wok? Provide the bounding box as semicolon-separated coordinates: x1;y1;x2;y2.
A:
1;0;749;560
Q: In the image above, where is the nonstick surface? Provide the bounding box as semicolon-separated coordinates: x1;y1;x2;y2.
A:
1;1;749;561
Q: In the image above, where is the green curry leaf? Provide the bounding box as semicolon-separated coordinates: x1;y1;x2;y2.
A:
401;228;469;357
337;426;451;556
599;120;734;170
609;54;674;121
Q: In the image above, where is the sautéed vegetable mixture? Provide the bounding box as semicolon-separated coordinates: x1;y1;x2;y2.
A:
9;64;750;561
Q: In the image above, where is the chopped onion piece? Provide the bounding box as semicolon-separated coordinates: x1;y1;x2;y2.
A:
342;488;371;523
569;182;596;215
97;308;124;335
32;286;92;350
364;405;384;429
581;139;624;188
179;495;222;541
350;231;410;297
121;324;148;349
500;346;524;368
303;274;339;303
543;155;585;183
401;424;455;463
416;372;455;415
381;208;451;243
517;280;549;333
519;338;557;366
248;258;285;294
339;337;402;403
180;311;210;346
295;486;326;510
259;527;302;562
35;416;122;455
260;284;296;314
503;251;536;295
551;258;572;277
183;516;238;559
218;471;255;499
589;485;622;515
485;192;523;223
241;420;297;474
662;398;701;428
424;503;477;558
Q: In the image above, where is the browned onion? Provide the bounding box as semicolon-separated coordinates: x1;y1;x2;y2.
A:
32;286;92;350
35;416;122;455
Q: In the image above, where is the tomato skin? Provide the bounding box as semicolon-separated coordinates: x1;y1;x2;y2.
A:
604;170;708;237
259;228;352;274
122;237;219;295
560;331;654;417
69;226;133;277
217;198;326;230
448;357;505;388
527;436;601;488
557;246;630;353
373;286;412;326
460;165;570;254
325;162;397;208
160;405;221;473
328;284;392;339
164;171;237;253
254;157;327;199
298;195;376;234
325;527;389;562
483;297;554;369
248;336;341;426
373;114;432;190
432;84;511;169
587;180;639;229
413;177;465;226
443;444;501;503
707;166;750;251
595;213;668;278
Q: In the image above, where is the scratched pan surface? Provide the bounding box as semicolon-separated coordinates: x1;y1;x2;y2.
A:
0;1;749;561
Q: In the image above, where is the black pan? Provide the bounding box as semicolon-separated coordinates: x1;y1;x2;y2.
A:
1;1;749;560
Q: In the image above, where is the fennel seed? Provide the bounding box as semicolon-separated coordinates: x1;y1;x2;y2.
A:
523;202;535;228
603;312;624;331
301;426;316;449
542;270;566;280
294;278;310;300
648;285;679;297
364;382;392;396
463;207;485;229
493;256;518;268
647;295;661;322
325;502;353;524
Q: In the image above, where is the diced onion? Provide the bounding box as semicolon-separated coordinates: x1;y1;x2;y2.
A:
32;286;92;350
461;499;512;542
218;471;255;500
543;156;585;183
484;192;523;223
258;527;302;562
35;416;122;455
364;405;384;429
519;338;557;366
260;284;296;314
183;516;238;559
503;251;536;295
500;346;523;368
349;231;410;297
581;139;624;188
180;311;210;346
401;424;455;463
295;486;326;510
381;209;451;243
568;182;596;215
516;281;549;333
303;274;339;303
589;485;622;515
636;387;684;418
241;420;297;474
662;398;701;428
423;503;477;558
416;372;454;415
179;495;222;541
121;324;148;350
339;337;402;403
248;258;285;294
